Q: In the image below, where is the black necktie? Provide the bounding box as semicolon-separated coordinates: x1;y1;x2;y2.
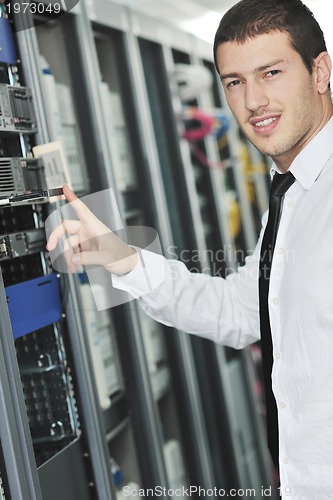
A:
259;171;295;468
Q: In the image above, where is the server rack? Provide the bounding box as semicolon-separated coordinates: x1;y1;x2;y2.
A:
1;3;118;499
89;7;216;495
0;5;83;499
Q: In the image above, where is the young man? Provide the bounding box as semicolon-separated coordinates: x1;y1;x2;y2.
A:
47;0;333;497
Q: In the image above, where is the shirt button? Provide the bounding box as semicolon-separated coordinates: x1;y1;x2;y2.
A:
280;402;286;409
273;297;280;306
283;457;289;464
287;200;294;209
278;247;285;255
276;352;281;359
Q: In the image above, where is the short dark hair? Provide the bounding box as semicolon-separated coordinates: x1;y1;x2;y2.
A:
213;0;328;76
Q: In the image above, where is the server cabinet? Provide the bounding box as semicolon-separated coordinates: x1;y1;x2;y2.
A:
0;4;93;499
135;34;239;491
89;12;216;495
0;3;122;499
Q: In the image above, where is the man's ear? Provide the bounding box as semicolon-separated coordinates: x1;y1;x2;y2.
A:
313;51;332;93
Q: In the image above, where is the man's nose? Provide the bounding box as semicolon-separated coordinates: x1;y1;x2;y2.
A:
245;80;269;112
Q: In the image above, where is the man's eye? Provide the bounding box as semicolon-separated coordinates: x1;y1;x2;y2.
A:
227;80;241;88
266;69;280;77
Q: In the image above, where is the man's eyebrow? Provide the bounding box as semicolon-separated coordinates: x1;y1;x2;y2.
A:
255;59;284;73
220;72;242;81
220;59;284;81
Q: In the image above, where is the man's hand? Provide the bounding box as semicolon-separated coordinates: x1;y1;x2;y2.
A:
46;185;138;275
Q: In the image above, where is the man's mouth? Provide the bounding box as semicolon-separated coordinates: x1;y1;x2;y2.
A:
254;117;278;128
249;114;281;133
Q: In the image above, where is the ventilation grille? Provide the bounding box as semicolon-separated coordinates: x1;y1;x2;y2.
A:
0;159;14;192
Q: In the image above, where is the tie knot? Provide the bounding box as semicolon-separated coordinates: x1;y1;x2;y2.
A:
271;171;295;197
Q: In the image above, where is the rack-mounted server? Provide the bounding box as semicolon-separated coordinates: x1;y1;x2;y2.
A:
0;85;37;133
0;227;45;261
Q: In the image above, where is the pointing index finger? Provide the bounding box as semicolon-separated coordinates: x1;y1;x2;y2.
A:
63;184;100;227
63;184;77;202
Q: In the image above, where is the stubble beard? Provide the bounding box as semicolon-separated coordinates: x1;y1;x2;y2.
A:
241;118;315;163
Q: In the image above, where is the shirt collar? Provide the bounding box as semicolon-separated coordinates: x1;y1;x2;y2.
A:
270;116;333;190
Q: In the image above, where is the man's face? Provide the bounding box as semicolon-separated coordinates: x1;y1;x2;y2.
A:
216;31;324;169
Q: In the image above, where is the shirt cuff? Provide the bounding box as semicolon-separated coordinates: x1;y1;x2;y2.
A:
112;248;166;298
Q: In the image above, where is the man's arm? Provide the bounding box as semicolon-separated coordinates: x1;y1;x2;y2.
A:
113;243;262;349
47;185;262;350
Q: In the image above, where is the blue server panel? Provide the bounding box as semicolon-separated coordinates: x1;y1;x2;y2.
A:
5;273;62;338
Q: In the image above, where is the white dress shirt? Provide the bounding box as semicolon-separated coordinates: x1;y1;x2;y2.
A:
113;117;333;499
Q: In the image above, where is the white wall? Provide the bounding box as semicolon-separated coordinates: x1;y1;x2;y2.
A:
306;1;333;56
